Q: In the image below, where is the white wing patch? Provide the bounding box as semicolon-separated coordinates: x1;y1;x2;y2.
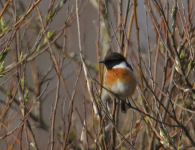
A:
113;61;132;71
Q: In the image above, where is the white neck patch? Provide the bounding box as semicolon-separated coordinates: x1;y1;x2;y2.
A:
112;61;132;71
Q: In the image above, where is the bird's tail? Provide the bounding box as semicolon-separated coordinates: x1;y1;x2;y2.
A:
121;100;127;113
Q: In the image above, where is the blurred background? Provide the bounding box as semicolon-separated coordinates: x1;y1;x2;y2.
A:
0;0;195;149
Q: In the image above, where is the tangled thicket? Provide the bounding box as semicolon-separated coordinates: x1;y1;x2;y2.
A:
0;0;195;149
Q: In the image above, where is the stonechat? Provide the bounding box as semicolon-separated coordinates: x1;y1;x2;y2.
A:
99;50;137;113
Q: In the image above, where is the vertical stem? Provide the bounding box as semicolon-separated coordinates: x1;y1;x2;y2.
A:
124;10;134;57
111;98;116;150
96;0;102;94
50;75;60;150
133;0;144;93
118;0;122;52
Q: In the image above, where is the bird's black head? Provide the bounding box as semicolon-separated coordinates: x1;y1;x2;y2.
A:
99;50;126;70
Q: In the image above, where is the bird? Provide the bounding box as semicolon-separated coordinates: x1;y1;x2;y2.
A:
99;50;137;113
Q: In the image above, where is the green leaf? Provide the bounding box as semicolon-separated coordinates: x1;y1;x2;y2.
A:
132;128;136;134
0;61;5;72
138;95;142;105
44;31;53;43
59;1;64;7
69;131;75;140
56;1;64;9
165;127;169;136
180;50;185;59
177;147;181;150
0;17;7;32
24;90;29;103
0;48;9;61
145;116;149;123
36;44;41;52
163;136;169;143
21;76;24;90
0;17;5;27
47;31;53;39
20;52;23;60
188;60;195;70
100;134;104;140
45;11;52;21
0;74;5;78
121;147;126;150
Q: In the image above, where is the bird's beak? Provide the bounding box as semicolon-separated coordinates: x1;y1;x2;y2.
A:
99;60;105;64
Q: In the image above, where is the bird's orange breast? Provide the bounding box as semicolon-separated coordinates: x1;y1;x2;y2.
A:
105;68;136;99
105;68;134;86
